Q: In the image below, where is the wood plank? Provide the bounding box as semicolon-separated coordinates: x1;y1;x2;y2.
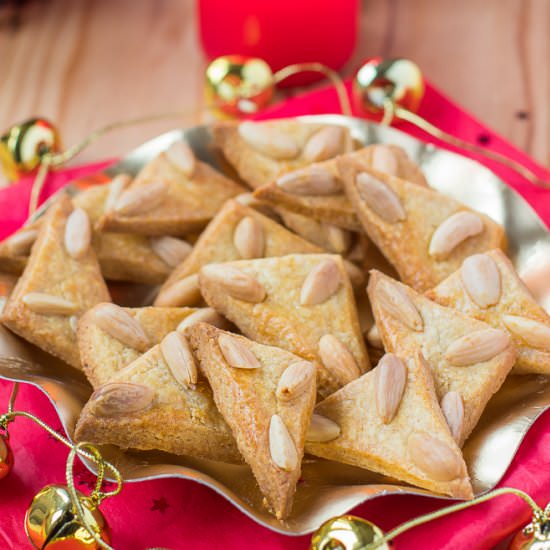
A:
0;0;548;172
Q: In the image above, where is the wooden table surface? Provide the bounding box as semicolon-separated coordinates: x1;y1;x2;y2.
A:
0;0;548;171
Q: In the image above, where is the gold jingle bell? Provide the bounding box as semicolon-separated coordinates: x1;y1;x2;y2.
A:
311;515;393;550
353;57;425;119
0;433;13;480
509;521;550;550
0;118;61;182
205;54;275;116
25;484;110;549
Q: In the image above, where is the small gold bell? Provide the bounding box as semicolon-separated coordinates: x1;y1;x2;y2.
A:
509;520;550;550
205;54;275;116
0;432;13;480
0;118;61;182
311;515;393;550
353;57;425;118
25;484;110;549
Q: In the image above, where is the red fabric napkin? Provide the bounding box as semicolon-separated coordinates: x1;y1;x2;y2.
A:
1;82;549;549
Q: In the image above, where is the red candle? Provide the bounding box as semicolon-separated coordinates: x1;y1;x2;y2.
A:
198;0;359;85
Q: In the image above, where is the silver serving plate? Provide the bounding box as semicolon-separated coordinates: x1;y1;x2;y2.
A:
1;115;549;536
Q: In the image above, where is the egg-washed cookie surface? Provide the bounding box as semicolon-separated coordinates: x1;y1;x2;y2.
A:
198;253;370;397
1;194;110;368
187;322;317;519
305;352;473;499
368;270;517;446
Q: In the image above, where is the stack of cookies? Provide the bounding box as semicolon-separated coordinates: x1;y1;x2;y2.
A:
2;119;549;520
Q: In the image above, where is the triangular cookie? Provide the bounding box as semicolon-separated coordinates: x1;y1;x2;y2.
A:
186;322;317;519
74;330;241;464
154;199;322;307
1;195;110;368
305;351;473;499
426;249;550;375
97;141;245;236
212;119;353;189
198;253;370;397
0;178;193;285
338;159;506;291
253;144;428;232
368;270;517;446
78;303;201;388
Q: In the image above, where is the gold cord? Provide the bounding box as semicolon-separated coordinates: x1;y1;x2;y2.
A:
366;487;546;549
380;98;550;189
0;407;122;549
273;62;352;116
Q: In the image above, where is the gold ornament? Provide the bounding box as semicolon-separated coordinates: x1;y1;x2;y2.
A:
0;432;13;479
353;57;425;118
509;516;550;550
0;118;61;182
25;484;110;550
310;515;392;550
352;56;549;188
205;55;275;116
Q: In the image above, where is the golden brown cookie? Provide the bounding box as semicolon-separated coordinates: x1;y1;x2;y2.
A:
78;303;200;387
1;195;110;368
426;249;550;375
74;330;241;463
368;270;517;446
212;119;353;189
338;159;506;291
154;199;322;307
186;322;317;519
305;351;473;499
198;253;370;397
97;141;245;236
253;144;428;232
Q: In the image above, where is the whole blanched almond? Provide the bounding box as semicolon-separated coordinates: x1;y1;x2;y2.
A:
300;259;342;306
114;180;168;216
460;254;501;308
374;278;423;331
238;121;299;160
6;228;38;256
177;308;230;332
64;208;91;259
165;141;196;177
233;216;265;259
355;172;405;223
370;145;398;176
375;353;407;423
323;224;352;254
408;432;463;481
201;264;266;303
150;236;192;267
276;167;342;196
306;413;341;442
503;315;550;350
276;361;316;402
445;328;510;366
155;274;202;307
105;174;132;212
441;391;464;442
318;334;360;385
302;126;347;162
91;382;154;417
429;212;484;259
218;333;261;369
91;303;149;352
22;292;78;315
160;331;197;388
269;414;298;471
